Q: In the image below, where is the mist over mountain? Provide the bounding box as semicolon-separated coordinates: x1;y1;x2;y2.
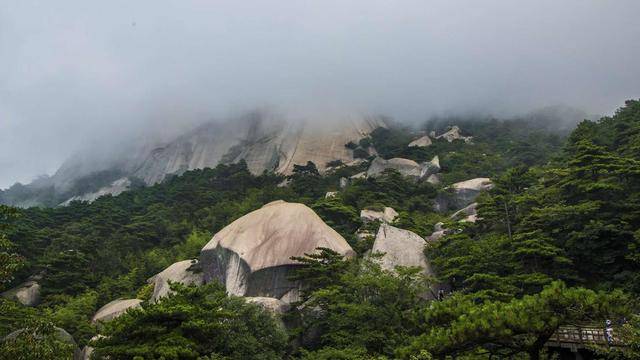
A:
2;1;639;189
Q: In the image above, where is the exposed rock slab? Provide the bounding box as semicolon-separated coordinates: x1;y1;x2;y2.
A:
92;299;142;324
148;259;204;302
360;207;398;224
408;135;432;147
1;279;41;306
200;200;355;303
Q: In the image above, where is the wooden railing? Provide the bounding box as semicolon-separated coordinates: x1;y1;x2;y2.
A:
545;325;624;350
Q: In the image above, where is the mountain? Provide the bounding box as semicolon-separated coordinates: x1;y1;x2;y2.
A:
0;111;386;207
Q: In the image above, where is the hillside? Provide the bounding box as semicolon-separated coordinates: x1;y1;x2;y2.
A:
1;100;639;359
0;112;385;208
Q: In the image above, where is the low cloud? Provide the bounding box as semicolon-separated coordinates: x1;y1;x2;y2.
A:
1;0;639;188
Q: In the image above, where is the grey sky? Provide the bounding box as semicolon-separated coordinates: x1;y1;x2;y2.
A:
1;0;639;188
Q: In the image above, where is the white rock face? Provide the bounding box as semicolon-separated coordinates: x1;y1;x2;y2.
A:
148;259;204;302
200;200;355;303
131;114;386;184
360;207;398;224
1;279;41;306
92;299;142;324
371;224;434;279
408;135;432;147
339;177;349;189
245;296;290;315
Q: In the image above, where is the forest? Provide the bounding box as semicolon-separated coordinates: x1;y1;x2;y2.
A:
1;100;639;359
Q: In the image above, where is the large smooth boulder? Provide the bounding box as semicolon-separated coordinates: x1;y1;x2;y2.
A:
371;224;434;278
408;135;432;147
92;299;142;324
200;200;355;303
1;279;41;306
360;207;398;224
367;157;422;179
148;259;204;302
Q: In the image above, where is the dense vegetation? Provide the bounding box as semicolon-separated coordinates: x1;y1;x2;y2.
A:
1;100;639;359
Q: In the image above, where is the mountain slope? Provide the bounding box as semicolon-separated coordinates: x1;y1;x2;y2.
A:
0;112;385;207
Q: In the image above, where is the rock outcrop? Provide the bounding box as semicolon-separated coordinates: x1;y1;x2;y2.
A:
92;299;143;325
408;135;432;147
371;224;433;277
434;178;493;212
451;178;493;206
200;200;355;303
1;278;41;306
435;125;473;143
366;156;440;181
148;259;204;302
360;207;398;224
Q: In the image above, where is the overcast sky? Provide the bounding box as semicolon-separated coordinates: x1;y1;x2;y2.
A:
1;1;639;188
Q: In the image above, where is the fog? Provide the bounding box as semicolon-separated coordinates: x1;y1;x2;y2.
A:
1;0;639;188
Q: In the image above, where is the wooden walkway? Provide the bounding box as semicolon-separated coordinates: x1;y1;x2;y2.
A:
545;325;623;353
